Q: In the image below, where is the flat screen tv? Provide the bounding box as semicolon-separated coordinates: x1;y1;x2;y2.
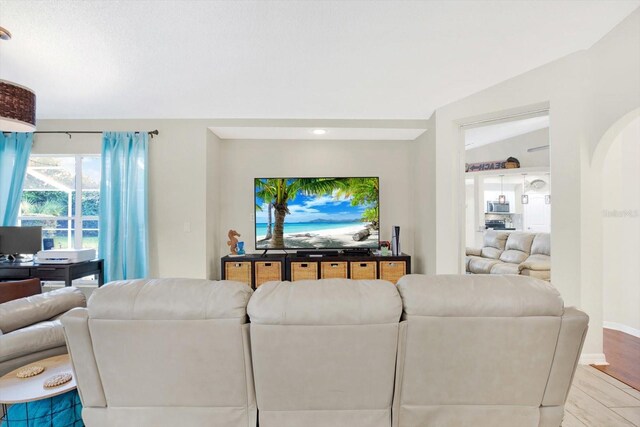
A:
255;177;379;250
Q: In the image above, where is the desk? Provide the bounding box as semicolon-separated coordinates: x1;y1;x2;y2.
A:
0;259;104;287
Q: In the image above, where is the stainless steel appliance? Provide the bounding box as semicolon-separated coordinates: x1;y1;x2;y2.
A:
487;201;510;213
485;219;516;230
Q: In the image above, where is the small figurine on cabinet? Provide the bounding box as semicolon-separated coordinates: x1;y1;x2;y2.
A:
227;229;241;255
237;241;245;255
380;240;391;256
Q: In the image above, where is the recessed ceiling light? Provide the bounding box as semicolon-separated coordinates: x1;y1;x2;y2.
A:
312;129;327;135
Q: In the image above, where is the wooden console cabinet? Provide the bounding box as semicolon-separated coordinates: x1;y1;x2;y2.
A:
221;253;411;288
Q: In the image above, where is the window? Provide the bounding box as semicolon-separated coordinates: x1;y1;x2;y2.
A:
18;155;101;251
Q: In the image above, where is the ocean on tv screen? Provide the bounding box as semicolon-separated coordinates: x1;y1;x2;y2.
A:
255;178;379;249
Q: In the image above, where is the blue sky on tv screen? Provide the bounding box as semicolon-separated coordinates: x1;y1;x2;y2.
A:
255;192;369;223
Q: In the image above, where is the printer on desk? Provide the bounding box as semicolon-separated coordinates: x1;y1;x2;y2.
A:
35;248;96;264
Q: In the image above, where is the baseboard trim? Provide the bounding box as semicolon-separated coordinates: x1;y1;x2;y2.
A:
603;322;640;338
579;353;608;366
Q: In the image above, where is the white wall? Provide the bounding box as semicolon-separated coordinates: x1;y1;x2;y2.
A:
415;8;640;363
217;138;415;261
602;117;640;336
33;119;212;279
412;117;436;274
32;120;418;279
206;130;223;279
465;128;549;168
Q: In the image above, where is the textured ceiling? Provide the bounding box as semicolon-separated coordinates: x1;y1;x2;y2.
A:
0;0;638;120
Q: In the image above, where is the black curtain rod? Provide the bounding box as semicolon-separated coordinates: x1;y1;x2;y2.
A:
35;130;159;138
2;130;159;138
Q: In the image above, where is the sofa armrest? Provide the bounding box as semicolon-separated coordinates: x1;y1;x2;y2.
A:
61;308;106;408
519;259;551;272
0;287;86;334
542;307;588;406
466;247;482;257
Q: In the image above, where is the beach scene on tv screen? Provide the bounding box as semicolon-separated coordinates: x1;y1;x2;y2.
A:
255;178;379;249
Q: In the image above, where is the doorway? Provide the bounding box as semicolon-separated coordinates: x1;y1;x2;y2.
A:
462;111;551;269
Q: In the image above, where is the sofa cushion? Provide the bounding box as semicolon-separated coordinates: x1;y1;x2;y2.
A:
499;232;535;264
88;278;252;321
520;254;552;281
521;269;551;281
468;256;502;274
465;247;482;257
0;319;66;363
0;287;85;334
519;254;551;272
248;279;402;325
531;233;551;256
490;263;520;275
480;246;503;259
397;274;563;317
479;231;508;259
483;231;509;250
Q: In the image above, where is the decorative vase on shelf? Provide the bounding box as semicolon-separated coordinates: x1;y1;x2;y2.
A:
236;241;245;255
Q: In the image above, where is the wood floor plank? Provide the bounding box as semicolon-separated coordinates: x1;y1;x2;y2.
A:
612;408;640;426
573;367;640;408
593;329;640;390
584;365;636;390
562;410;587;426
566;386;635;426
623;388;640;400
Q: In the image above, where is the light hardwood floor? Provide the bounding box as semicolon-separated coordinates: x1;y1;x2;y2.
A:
565;365;640;426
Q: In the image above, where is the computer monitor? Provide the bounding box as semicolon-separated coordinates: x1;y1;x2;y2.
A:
0;226;43;256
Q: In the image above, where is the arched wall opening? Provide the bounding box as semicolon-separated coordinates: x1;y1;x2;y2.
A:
597;110;640;338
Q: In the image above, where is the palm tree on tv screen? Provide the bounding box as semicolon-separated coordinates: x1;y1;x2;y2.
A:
336;178;380;230
255;178;348;248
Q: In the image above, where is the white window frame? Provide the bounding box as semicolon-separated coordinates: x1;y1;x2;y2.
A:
17;154;100;250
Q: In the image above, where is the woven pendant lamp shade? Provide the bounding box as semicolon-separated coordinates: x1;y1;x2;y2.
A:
0;79;36;132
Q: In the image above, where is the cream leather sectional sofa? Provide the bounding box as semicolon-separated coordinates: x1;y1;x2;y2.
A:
61;276;587;427
0;286;86;376
466;231;551;280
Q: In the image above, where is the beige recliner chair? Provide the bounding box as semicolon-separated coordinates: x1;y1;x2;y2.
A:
393;274;588;427
248;279;402;427
61;278;255;427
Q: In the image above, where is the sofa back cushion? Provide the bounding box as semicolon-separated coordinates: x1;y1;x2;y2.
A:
248;279;401;325
397;274;563;318
481;231;508;259
248;279;401;427
0;287;85;333
394;274;566;426
499;232;535;264
86;279;254;410
88;278;250;321
531;233;551;256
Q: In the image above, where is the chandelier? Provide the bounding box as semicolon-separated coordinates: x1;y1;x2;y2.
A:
0;26;36;132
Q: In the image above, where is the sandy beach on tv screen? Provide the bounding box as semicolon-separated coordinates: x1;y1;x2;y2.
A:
257;224;378;249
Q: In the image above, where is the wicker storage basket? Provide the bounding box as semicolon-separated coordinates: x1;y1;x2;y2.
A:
379;261;406;284
255;261;282;287
225;261;251;285
320;262;348;279
350;261;377;280
291;262;318;281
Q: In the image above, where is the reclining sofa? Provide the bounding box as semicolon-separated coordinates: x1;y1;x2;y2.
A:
61;275;587;427
0;285;86;376
466;231;551;280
